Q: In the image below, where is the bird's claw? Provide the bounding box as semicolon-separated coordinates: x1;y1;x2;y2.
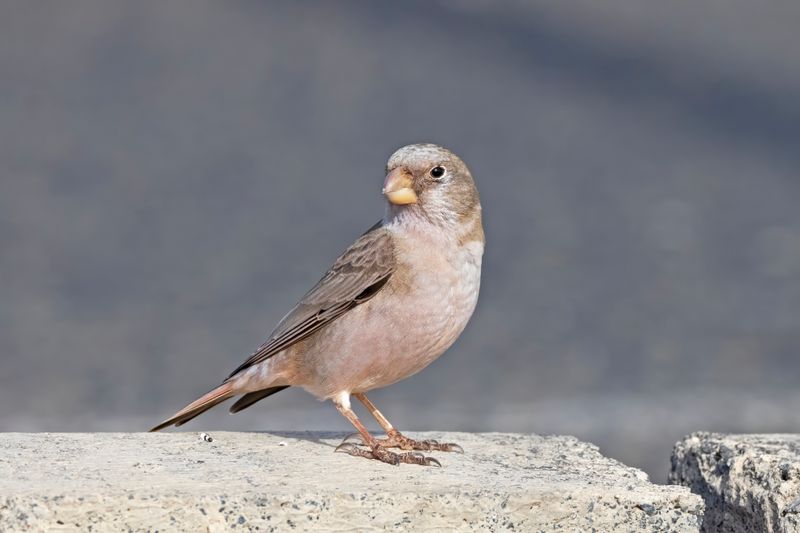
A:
415;439;462;452
335;442;398;464
395;451;441;467
334;442;441;467
421;455;442;467
440;442;464;454
340;432;365;444
397;451;440;467
377;432;464;454
334;442;359;454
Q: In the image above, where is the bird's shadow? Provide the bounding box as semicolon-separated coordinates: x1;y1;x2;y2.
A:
250;430;377;449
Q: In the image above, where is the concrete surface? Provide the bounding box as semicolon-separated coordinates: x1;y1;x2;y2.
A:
0;432;702;532
671;432;800;533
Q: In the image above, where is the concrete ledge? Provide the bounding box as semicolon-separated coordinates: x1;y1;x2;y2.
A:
1;432;702;531
671;432;800;533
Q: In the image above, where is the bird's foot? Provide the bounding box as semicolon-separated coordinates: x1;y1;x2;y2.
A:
380;429;464;453
334;442;441;467
340;430;464;453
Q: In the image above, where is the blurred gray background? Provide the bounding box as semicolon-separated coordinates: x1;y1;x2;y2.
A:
2;1;799;481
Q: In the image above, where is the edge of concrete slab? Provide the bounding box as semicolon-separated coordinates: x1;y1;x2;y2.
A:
0;431;704;531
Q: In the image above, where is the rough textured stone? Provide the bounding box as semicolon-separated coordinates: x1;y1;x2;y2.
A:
1;432;702;532
671;432;800;533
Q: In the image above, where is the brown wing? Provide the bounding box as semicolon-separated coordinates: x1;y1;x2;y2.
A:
226;222;395;379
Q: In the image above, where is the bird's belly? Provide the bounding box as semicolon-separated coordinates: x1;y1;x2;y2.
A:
302;241;483;399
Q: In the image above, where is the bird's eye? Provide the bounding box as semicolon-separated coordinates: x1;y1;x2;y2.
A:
429;166;446;179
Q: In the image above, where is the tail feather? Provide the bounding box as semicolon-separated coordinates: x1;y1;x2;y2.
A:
150;382;236;432
229;386;290;414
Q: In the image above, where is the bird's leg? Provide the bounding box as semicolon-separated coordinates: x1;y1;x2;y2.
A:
332;394;440;467
351;392;464;454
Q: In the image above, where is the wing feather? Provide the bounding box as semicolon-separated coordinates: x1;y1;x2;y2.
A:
226;222;395;379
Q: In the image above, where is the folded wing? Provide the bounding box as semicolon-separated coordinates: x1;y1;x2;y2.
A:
226;222;396;379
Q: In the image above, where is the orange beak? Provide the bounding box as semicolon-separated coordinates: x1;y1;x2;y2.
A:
382;167;417;205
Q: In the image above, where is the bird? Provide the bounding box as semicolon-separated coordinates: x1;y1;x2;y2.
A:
150;143;484;467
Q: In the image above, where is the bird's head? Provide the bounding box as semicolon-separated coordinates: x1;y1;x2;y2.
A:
382;143;481;233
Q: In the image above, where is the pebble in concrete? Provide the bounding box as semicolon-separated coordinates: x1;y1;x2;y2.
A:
1;432;703;531
671;432;800;533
